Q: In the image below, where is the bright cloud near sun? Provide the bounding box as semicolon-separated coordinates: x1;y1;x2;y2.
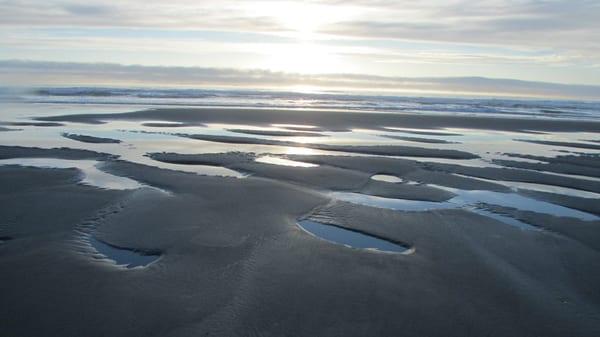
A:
238;1;361;73
243;1;359;40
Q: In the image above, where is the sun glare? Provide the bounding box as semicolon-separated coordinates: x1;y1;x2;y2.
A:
244;1;359;74
249;1;347;40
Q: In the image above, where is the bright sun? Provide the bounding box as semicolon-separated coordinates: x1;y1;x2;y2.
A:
249;1;336;40
244;1;357;74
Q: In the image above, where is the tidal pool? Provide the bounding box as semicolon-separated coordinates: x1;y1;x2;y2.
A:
89;236;161;269
255;155;318;167
297;220;410;253
0;158;144;190
370;174;404;183
329;184;598;230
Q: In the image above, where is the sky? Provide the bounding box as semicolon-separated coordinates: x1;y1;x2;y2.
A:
1;0;600;98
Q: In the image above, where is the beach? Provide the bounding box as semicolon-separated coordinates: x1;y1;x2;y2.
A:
1;98;600;336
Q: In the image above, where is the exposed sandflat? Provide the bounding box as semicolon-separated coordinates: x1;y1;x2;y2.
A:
226;128;325;137
516;139;600;150
2;106;599;337
380;134;458;144
62;133;122;144
2;157;599;336
37;107;600;132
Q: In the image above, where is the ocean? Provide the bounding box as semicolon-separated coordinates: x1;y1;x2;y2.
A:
2;86;599;120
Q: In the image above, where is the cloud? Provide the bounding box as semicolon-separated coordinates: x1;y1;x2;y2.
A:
0;1;282;31
1;60;599;99
320;1;600;55
62;4;115;16
0;1;598;90
0;0;599;84
1;1;598;53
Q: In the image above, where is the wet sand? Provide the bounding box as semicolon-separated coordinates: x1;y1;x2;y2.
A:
380;134;459;144
0;145;115;160
504;152;600;169
168;133;479;159
62;133;122;144
2;107;600;337
3;121;64;127
37;107;600;132
516;139;600;150
226;128;326;137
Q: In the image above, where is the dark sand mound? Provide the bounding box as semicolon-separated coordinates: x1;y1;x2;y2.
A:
492;158;600;178
277;125;329;132
37;107;600;132
516;139;600;150
171;133;478;159
380;135;458;144
0;145;115;160
503;152;600;169
386;129;463;136
148;151;255;167
313;143;475;159
0;126;20;132
62;133;122;144
227;128;325;137
2;121;64;127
